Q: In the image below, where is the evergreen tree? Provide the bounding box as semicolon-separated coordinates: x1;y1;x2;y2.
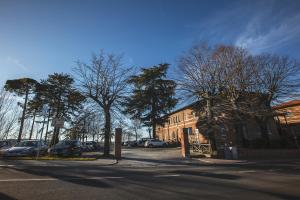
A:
4;78;38;141
124;64;178;138
41;73;85;146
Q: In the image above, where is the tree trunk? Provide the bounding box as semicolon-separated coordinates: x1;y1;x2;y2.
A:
256;117;270;148
103;107;111;156
206;97;217;151
206;97;213;124
50;127;60;146
152;122;157;139
82;119;86;143
18;88;29;142
40;114;47;141
29;111;36;139
135;129;138;141
44;109;51;142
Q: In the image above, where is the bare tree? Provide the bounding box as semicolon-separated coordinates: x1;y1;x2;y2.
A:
0;88;20;139
252;54;300;145
178;44;227;149
74;51;132;156
178;43;300;148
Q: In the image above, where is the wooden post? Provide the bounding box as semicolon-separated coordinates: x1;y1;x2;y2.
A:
115;128;122;160
181;128;190;159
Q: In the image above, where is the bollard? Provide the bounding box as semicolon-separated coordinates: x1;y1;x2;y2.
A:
181;128;190;159
115;128;122;160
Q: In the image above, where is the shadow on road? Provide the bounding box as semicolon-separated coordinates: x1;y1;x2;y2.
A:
0;193;17;200
1;157;300;200
171;170;240;180
121;156;193;166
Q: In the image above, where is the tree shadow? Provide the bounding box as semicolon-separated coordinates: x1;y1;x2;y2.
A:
0;193;17;200
171;170;240;180
10;165;112;188
121;156;197;166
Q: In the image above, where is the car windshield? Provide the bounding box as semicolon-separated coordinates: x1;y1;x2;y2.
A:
15;141;38;147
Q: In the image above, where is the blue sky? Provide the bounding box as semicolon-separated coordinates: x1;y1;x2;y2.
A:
0;0;300;85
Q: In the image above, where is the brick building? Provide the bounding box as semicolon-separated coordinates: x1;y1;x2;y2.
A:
156;102;208;144
273;100;300;148
156;101;280;157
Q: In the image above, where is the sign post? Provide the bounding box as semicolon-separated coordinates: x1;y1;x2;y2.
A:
181;128;190;159
115;128;122;160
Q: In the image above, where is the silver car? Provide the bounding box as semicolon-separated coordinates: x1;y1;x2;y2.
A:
2;140;48;157
144;139;167;148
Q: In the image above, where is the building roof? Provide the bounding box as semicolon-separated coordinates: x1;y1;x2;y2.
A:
272;100;300;109
163;101;202;117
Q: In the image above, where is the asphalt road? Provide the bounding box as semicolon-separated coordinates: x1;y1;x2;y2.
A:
0;148;300;200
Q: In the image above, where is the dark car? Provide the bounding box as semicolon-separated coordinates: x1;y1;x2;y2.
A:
2;140;48;157
0;140;13;150
48;140;82;157
137;138;151;147
127;141;138;147
85;141;100;151
0;140;14;156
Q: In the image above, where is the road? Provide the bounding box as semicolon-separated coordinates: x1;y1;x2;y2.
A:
0;148;300;200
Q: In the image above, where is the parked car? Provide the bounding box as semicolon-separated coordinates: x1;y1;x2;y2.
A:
48;140;82;157
144;139;167;148
122;141;129;146
127;140;138;147
81;141;100;152
0;140;14;156
2;140;48;157
0;140;13;150
81;142;90;152
85;141;100;151
137;138;151;147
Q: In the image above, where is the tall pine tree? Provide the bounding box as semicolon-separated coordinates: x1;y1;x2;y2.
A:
124;64;178;138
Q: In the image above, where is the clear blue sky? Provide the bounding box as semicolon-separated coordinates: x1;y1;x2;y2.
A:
0;0;300;84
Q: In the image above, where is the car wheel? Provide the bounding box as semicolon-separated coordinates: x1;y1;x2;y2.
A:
162;143;167;148
149;144;153;148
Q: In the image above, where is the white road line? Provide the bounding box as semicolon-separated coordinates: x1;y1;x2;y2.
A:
154;174;181;177
197;159;213;163
238;170;257;173
0;177;124;182
0;165;16;167
0;178;58;182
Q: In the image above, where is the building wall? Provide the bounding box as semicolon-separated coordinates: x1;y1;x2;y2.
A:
157;105;280;148
156;107;208;144
275;104;300;125
274;103;300;144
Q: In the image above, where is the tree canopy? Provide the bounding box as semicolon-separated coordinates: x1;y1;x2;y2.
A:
124;63;178;138
4;78;39;141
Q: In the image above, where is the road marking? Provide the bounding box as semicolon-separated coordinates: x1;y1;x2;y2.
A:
268;169;281;172
197;159;213;163
0;178;58;182
238;170;257;173
0;177;124;182
154;174;181;177
0;165;16;167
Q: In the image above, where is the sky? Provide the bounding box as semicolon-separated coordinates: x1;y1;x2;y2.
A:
0;0;300;85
